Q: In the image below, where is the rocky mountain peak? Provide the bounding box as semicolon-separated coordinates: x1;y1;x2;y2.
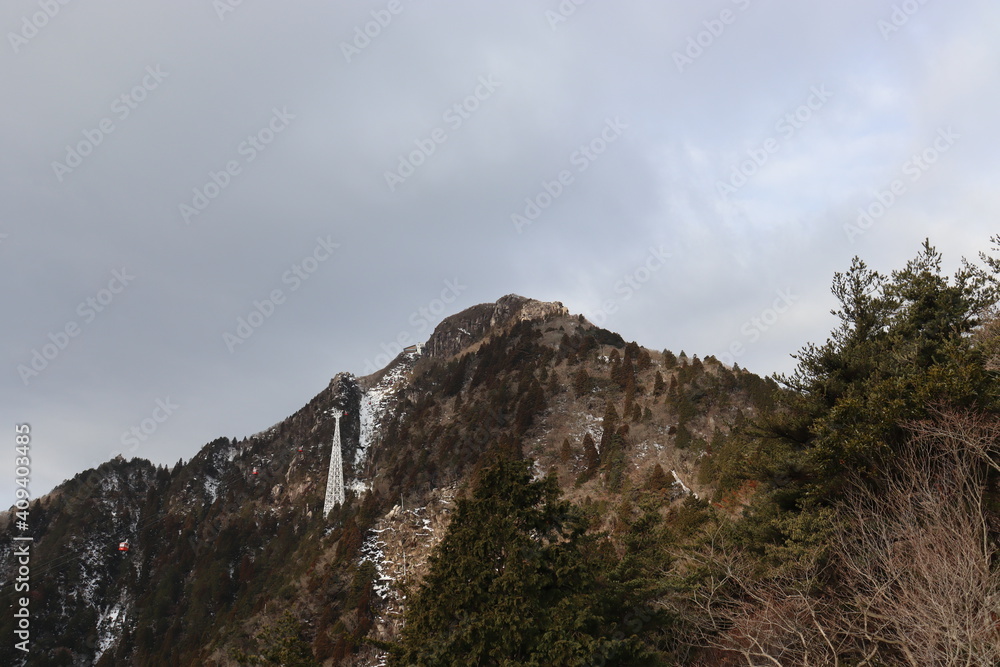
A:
424;294;569;359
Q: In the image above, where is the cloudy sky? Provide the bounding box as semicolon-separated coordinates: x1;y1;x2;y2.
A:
3;0;999;504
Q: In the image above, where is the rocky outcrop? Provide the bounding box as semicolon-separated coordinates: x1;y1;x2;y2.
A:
424;294;569;359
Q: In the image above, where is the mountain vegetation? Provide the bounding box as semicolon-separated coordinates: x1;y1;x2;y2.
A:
2;240;999;665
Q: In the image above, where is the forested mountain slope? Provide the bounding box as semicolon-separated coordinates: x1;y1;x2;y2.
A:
3;240;999;666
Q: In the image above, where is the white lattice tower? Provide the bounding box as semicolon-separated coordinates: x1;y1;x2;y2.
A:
323;411;344;517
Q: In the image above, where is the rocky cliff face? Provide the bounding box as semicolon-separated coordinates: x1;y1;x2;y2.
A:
424;294;569;359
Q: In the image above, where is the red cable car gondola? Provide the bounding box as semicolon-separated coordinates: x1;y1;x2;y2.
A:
118;541;130;552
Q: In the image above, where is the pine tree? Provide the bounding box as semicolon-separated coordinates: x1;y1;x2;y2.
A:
636;348;652;371
646;463;669;492
232;612;318;666
582;433;600;473
547;370;559;395
394;452;653;665
514;379;546;437
598;402;619;458
764;241;1000;501
666;376;679;409
653;371;665;396
559;438;573;464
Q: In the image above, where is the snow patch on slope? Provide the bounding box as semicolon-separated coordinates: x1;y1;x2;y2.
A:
358;485;457;666
357;351;416;468
204;476;219;504
573;412;603;448
94;597;128;662
671;469;698;499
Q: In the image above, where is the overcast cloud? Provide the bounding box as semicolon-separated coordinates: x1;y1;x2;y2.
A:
3;0;999;504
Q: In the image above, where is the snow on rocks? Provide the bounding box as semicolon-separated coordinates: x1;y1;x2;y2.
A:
573;412;603;447
357;485;458;663
671;469;698;499
94;597;129;663
357;352;415;468
204;476;220;504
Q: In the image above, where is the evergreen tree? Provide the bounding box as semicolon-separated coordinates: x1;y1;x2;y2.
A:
559;438;573;464
573;368;591;398
233;612;318;666
598;402;619;457
762;241;999;503
394;453;653;666
623;385;636;421
665;376;679;409
582;433;600;474
653;371;665;396
645;463;669;492
547;371;559;395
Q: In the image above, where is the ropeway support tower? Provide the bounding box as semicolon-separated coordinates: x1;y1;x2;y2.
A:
323;410;345;517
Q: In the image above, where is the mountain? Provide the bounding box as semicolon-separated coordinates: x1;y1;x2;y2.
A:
0;294;774;666
7;241;997;667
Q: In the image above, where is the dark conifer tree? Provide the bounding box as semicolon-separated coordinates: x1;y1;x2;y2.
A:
653;371;666;396
394;453;653;666
573;368;591;398
598;401;619;457
582;433;600;473
559;438;573;463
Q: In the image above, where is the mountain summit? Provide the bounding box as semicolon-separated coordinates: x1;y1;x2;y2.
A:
424;294;569;358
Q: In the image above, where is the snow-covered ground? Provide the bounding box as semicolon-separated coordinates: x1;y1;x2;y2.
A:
203;440;240;503
671;469;698;499
204;476;219;503
357;351;416;469
357;486;457;666
573;411;604;448
347;478;370;495
93;597;128;662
